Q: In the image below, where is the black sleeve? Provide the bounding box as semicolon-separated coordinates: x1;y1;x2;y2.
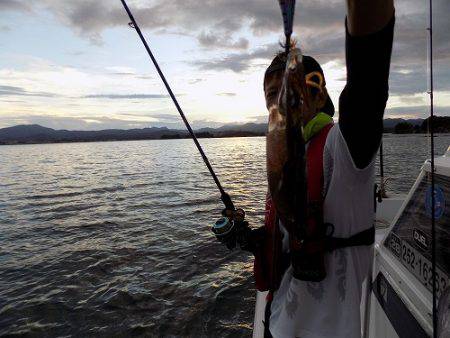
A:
339;15;395;169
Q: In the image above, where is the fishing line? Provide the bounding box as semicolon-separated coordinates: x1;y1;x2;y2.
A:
120;0;234;211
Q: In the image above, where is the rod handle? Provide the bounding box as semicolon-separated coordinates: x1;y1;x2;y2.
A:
221;192;235;211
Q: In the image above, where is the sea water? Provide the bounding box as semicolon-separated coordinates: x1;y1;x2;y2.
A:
1;134;449;337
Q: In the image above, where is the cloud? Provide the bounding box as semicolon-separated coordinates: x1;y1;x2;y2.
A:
386;103;449;119
106;66;136;76
389;70;428;95
188;78;203;85
135;75;153;80
35;1;127;45
0;0;30;12
198;32;249;50
393;0;450;62
193;42;278;73
0;85;58;97
248;114;268;123
389;65;450;96
398;95;426;105
0;86;174;101
0;114;156;131
66;50;85;56
186;0;448;85
120;113;180;122
217;92;236;97
301;31;345;64
1;0;449;123
0;113;228;131
192;35;343;73
82;93;169;99
3;0;448;56
3;0;448;70
0;1;342;44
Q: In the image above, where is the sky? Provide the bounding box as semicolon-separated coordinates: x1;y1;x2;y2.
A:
0;0;449;130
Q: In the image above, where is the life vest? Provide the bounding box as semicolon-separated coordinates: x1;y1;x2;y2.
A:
253;122;333;291
254;122;375;291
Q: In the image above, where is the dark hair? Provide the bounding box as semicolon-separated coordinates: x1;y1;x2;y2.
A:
264;53;335;116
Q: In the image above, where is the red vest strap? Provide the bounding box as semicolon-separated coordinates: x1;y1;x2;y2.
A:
306;123;333;204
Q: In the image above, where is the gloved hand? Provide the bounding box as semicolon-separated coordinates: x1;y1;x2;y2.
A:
212;210;267;254
235;220;252;250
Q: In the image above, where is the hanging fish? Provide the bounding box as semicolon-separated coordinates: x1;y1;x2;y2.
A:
266;46;309;237
267;1;309;231
267;0;328;281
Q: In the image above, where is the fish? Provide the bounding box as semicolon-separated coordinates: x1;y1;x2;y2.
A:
266;47;310;238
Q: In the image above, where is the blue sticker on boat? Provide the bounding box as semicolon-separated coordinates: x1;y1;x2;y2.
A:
425;185;445;219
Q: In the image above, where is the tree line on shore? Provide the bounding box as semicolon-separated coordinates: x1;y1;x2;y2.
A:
387;116;450;134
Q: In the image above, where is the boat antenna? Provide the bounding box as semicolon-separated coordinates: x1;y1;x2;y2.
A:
120;0;234;211
380;142;385;195
427;0;437;335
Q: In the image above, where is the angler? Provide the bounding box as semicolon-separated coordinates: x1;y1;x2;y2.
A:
121;0;395;336
216;0;395;337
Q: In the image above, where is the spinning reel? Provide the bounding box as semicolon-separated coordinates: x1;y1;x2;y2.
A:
212;208;251;250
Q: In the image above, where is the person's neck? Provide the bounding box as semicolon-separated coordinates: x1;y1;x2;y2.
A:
303;108;320;125
303;112;333;142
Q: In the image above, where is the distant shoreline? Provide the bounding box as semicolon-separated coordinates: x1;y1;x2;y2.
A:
0;132;266;146
2;131;450;146
1;117;449;146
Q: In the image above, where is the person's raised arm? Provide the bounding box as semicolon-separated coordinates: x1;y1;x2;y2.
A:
339;0;395;169
347;0;394;36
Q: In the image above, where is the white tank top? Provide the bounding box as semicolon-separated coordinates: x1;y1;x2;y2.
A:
270;124;375;338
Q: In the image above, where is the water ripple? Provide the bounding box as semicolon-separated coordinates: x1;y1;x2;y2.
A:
0;135;449;337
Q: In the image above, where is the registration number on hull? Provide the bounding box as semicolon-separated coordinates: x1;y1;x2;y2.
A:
387;233;449;299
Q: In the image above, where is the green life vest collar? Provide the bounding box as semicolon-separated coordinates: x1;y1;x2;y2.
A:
303;112;333;142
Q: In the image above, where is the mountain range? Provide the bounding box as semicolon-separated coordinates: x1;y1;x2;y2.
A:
0;118;439;145
0;123;267;145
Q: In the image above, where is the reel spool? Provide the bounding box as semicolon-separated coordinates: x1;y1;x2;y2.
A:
212;217;234;237
211;208;247;249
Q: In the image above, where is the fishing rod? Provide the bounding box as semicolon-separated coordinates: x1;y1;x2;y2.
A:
427;0;437;335
120;0;234;211
278;0;296;53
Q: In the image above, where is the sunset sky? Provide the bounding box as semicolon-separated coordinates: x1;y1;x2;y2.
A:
0;0;449;130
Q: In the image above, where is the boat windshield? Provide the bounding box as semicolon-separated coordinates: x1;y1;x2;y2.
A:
383;172;450;299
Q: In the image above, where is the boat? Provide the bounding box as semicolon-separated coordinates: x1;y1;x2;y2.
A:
253;146;450;338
